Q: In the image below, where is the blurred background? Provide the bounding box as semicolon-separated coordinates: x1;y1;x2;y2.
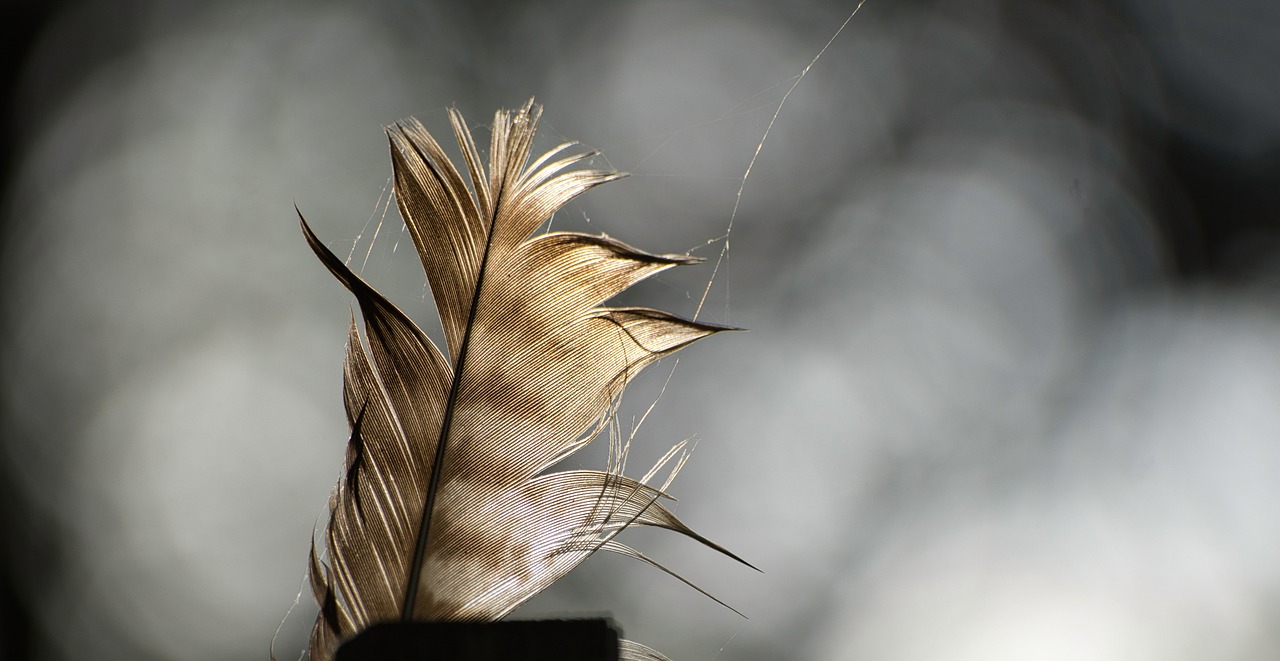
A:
4;0;1280;659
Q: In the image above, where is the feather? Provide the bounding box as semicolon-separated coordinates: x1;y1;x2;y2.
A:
299;100;747;660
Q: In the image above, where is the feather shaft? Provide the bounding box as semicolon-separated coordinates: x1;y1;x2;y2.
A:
401;135;507;620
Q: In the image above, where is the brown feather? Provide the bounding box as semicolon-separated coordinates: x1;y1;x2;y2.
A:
299;100;745;661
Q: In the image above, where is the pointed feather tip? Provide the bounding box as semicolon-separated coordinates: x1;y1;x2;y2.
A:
672;523;761;574
297;208;383;306
296;206;320;248
297;209;346;283
680;318;746;335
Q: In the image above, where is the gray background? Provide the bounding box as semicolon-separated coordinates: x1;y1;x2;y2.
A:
4;1;1280;659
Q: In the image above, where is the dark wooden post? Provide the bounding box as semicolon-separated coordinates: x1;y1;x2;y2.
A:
335;619;621;661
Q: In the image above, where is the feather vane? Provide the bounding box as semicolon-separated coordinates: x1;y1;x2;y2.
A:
300;100;742;660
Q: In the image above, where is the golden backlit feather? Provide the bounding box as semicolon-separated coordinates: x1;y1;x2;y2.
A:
299;100;744;660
